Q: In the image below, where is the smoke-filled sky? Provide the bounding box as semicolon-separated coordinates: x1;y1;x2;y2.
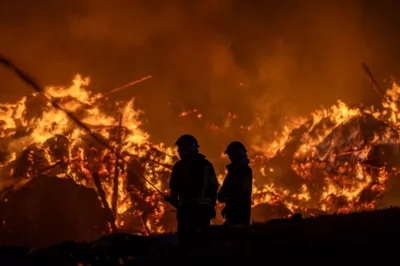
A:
1;0;400;155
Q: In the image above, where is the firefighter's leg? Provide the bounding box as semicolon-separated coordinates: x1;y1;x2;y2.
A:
226;205;251;226
197;205;213;232
178;206;200;245
241;205;252;225
225;209;241;226
177;207;191;245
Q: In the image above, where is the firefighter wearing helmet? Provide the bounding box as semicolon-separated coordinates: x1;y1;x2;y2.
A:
165;134;219;244
217;141;252;226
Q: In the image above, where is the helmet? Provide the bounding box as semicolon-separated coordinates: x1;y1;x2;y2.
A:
175;135;199;158
175;134;199;148
225;141;247;157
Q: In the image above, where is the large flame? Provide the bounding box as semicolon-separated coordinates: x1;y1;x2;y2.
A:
1;74;400;234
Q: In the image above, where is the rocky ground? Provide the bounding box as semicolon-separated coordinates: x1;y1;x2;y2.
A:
1;207;399;265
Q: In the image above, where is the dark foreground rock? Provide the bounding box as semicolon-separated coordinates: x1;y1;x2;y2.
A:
2;207;400;265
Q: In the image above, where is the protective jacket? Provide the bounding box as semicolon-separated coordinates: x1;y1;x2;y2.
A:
170;152;218;206
218;158;252;225
169;152;219;244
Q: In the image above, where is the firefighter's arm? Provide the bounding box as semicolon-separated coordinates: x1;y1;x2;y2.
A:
217;178;228;203
241;168;253;196
206;163;219;203
165;164;179;207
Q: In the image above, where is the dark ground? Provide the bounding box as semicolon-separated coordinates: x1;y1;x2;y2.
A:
1;207;399;265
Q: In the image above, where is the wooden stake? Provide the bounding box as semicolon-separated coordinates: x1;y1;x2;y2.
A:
112;113;123;218
92;172;118;232
362;62;384;98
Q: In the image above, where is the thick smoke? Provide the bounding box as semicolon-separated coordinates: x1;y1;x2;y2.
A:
1;0;400;159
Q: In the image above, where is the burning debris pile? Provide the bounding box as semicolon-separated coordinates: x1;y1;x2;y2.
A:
0;74;178;236
1;66;400;239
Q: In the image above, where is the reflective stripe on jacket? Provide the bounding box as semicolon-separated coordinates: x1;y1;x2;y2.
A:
179;164;214;206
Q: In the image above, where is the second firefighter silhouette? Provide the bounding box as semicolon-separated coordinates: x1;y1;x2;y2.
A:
218;141;252;225
165;134;219;244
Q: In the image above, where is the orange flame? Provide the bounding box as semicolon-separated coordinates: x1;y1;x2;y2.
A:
1;75;400;233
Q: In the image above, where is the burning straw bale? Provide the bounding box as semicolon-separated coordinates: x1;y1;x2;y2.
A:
0;176;109;248
251;96;400;217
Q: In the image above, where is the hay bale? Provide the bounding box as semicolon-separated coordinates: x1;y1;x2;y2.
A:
0;176;108;248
